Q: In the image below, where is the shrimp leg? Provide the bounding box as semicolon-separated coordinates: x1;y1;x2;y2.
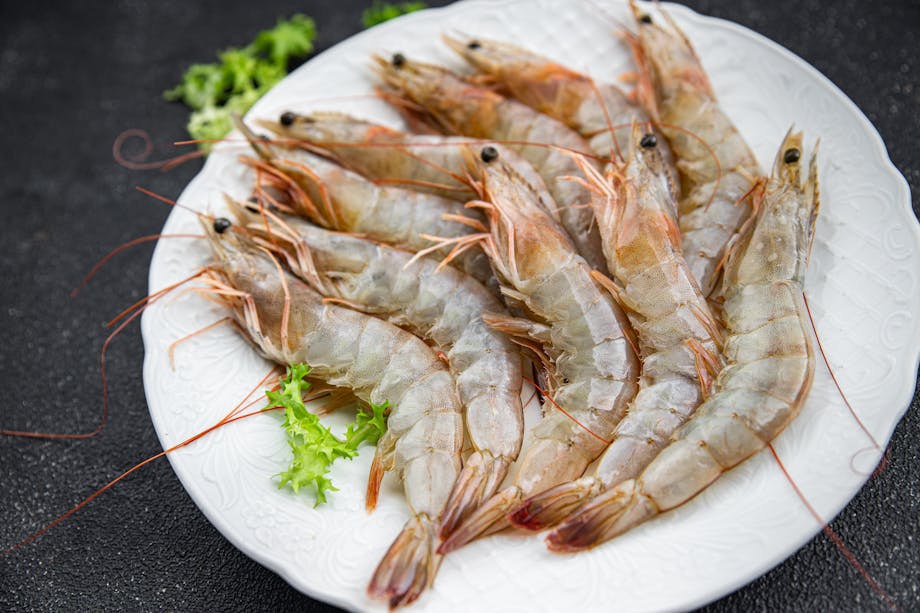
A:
229;199;525;534
437;147;639;553
510;126;721;532
545;131;818;551
202;224;463;607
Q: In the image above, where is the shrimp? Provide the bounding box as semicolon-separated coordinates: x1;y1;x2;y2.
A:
202;222;464;607
235;119;495;287
544;130;819;551
442;33;678;190
509;126;722;532
227;197;525;535
436;147;639;553
373;54;611;273
258;112;556;214
628;1;762;296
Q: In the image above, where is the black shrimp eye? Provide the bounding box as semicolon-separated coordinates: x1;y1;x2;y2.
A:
480;145;499;163
392;53;406;67
467;40;481;50
640;133;658;148
213;217;232;234
783;147;801;163
279;111;296;126
639;14;653;24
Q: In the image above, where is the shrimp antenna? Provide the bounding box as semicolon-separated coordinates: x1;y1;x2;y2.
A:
801;293;880;450
1;269;208;440
113;128;207;171
522;375;611;445
71;233;203;297
768;445;899;611
2;367;282;556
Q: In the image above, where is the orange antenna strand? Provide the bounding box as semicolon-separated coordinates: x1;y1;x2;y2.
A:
71;233;203;298
522;375;611;445
802;293;881;450
768;445;899;611
113;129;207;171
2;367;281;556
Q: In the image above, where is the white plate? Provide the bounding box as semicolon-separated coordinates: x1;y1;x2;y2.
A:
141;1;919;611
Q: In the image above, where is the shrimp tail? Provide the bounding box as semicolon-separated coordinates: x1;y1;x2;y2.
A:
507;476;599;531
367;514;440;609
544;479;658;552
438;451;511;539
437;486;521;554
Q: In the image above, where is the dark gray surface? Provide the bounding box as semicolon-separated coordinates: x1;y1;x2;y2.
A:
0;1;917;611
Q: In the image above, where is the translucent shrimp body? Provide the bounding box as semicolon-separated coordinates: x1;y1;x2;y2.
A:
203;226;463;607
240;127;494;286
374;55;611;273
438;151;639;553
545;131;818;551
443;33;678;187
630;2;761;295
230;201;525;535
509;131;721;532
259;112;556;214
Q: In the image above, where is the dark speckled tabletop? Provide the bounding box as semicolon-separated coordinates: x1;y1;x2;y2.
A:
1;1;917;611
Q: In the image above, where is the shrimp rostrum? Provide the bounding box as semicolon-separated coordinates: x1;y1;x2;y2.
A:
510;127;722;532
226;196;525;539
437;146;639;553
545;131;819;551
202;222;463;607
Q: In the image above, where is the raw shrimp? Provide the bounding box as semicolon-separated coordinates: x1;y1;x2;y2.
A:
443;33;678;190
629;1;762;295
236;119;495;286
373;54;611;273
544;131;818;551
258;112;556;214
227;197;524;535
437;147;639;553
203;222;463;607
509;127;721;532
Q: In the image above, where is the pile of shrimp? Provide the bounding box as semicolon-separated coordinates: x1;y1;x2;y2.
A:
175;2;822;608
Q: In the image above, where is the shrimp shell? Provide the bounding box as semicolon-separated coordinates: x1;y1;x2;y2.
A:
442;33;678;192
437;148;639;553
229;199;525;535
509;127;721;533
258;112;557;216
237;120;495;287
373;54;611;274
629;1;762;295
202;224;463;607
545;130;818;551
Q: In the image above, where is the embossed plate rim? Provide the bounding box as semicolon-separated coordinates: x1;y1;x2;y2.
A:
142;1;918;611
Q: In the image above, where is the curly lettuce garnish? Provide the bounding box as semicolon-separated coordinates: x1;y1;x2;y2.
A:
268;363;389;506
362;1;427;28
165;15;316;150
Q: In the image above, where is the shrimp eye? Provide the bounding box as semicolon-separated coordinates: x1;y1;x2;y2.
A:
245;205;259;214
392;53;406;68
279;111;296;126
639;14;653;24
640;133;658;148
467;40;481;50
480;146;499;163
213;218;232;234
783;148;801;163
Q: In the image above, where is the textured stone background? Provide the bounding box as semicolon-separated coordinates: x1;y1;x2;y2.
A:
0;1;917;611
